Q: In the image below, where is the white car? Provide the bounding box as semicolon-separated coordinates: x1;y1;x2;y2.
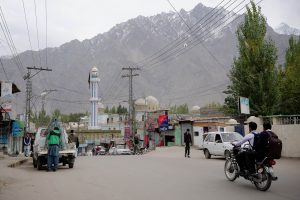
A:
109;145;132;155
202;132;243;159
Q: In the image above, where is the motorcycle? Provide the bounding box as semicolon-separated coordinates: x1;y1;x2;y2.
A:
224;145;278;191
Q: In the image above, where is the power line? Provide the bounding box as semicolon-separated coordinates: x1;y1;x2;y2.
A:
45;0;48;68
21;0;35;66
0;6;25;76
136;0;229;66
0;57;9;80
141;0;244;69
143;0;255;71
166;0;228;73
33;0;42;67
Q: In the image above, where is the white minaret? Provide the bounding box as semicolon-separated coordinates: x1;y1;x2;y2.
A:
88;66;100;129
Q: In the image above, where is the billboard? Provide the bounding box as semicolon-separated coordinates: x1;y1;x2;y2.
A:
240;97;250;114
12;120;24;137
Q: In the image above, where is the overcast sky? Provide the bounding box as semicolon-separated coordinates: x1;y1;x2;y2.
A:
0;0;299;56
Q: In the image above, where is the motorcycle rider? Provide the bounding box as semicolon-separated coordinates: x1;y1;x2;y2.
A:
232;121;258;177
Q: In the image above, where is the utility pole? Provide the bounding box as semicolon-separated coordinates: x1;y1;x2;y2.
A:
122;67;140;138
24;67;52;133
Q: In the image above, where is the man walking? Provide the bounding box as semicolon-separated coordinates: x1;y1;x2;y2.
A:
23;133;31;157
47;127;61;172
184;129;192;158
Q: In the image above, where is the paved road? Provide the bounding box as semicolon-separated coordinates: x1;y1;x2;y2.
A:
1;147;299;200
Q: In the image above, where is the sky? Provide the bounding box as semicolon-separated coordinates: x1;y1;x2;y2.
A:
0;0;299;56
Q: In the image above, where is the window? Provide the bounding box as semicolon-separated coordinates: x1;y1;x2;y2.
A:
208;134;215;142
194;131;199;136
215;134;222;142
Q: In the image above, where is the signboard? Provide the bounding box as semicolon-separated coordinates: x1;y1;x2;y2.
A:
1;81;13;113
240;97;250;114
12;120;24;137
158;115;168;131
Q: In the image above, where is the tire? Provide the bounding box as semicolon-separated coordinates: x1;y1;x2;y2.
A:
204;149;211;159
254;171;272;191
225;150;231;159
37;157;43;170
33;158;37;168
69;163;74;168
224;159;238;181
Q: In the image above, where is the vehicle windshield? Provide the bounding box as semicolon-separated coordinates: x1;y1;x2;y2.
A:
221;132;243;142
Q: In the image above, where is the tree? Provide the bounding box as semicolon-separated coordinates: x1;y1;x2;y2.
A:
224;1;280;116
52;109;61;120
169;104;189;114
104;106;109;113
279;36;300;114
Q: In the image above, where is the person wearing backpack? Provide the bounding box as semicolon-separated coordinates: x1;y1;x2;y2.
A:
255;122;282;161
232;122;257;176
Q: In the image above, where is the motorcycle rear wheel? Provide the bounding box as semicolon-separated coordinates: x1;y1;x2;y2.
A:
224;159;238;181
254;172;272;191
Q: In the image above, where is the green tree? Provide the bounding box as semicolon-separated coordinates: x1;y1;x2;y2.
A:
169;104;189;114
224;1;280;116
52;109;61;120
104;106;109;113
111;106;116;114
279;36;300;114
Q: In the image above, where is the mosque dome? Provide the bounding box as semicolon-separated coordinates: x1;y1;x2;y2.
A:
135;98;146;106
98;102;105;113
91;66;98;72
145;96;159;111
191;105;201;113
226;119;239;125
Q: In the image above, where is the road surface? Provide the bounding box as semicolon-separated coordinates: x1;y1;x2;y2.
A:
1;147;299;200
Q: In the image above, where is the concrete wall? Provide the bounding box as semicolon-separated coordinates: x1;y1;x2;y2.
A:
243;124;300;158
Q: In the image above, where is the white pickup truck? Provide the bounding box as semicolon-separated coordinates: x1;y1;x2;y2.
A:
33;126;76;170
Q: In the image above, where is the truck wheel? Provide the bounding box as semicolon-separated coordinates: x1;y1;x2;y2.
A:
204;149;211;159
33;158;37;168
37;158;43;170
69;163;74;168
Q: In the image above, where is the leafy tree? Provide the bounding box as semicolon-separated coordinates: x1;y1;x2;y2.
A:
224;1;280;116
104;106;109;113
279;36;300;114
52;109;61;120
169;104;189;114
111;106;116;114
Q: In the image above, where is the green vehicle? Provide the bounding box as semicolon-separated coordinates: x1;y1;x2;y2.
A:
32;119;76;170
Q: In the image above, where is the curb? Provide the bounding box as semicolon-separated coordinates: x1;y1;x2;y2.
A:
8;158;30;168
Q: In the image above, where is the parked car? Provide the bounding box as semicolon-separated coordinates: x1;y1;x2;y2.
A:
95;145;106;155
202;132;243;159
109;145;132;155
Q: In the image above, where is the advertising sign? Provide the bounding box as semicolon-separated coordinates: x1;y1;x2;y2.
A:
12;120;24;137
240;97;250;114
0;81;12;102
158;115;168;131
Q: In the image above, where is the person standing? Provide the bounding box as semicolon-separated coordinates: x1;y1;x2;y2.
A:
184;129;192;158
23;133;31;157
47;127;61;172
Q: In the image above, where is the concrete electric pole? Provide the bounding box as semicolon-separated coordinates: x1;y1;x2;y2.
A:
24;67;52;133
122;67;140;138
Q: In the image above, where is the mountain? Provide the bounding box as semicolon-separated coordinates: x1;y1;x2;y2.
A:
274;23;300;35
0;3;292;114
